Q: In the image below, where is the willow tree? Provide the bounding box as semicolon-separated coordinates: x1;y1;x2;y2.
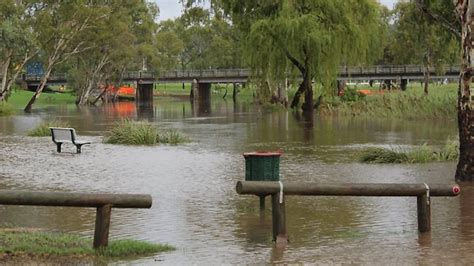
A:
218;0;383;112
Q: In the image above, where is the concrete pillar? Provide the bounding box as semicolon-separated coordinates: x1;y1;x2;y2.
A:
190;80;211;116
401;79;408;91
136;82;153;104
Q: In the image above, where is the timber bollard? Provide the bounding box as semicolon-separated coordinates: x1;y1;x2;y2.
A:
236;181;461;243
0;190;152;249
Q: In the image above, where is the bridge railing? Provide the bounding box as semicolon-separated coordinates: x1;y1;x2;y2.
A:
23;65;461;82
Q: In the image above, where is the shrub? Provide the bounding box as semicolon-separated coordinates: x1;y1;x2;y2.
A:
360;140;459;164
27;120;70;137
104;119;159;145
104;119;188;145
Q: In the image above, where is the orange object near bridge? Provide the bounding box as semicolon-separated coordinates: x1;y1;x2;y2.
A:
117;86;136;96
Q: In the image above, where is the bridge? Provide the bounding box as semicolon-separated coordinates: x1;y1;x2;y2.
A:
21;65;460;106
23;65;460;85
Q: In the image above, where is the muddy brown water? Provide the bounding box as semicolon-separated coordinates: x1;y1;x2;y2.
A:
0;98;471;264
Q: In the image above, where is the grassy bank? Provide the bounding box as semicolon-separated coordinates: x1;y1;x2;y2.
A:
0;230;174;259
317;84;457;119
104;119;188;145
359;139;458;164
154;82;256;99
7;89;76;107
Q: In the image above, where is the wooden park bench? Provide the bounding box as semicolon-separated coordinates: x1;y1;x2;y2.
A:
49;127;91;153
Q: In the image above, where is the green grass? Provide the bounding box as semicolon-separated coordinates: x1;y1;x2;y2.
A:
0;231;174;258
104;119;188;145
6;89;76;107
27;119;70;137
359;139;459;164
155;83;256;99
0;102;15;116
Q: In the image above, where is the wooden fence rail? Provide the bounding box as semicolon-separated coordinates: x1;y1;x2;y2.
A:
236;181;461;244
0;190;152;249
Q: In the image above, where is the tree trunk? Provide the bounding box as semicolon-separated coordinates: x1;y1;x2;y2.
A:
24;65;53;113
454;0;474;181
290;79;306;109
0;55;12;101
302;75;313;113
423;63;430;95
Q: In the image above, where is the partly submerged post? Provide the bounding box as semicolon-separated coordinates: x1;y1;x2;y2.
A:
236;181;461;243
94;204;112;249
271;192;287;244
417;194;431;233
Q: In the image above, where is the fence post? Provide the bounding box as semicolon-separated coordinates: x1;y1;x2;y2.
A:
417;194;431;232
271;192;288;244
93;204;112;249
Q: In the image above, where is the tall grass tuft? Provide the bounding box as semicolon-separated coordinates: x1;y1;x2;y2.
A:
27;119;70;137
158;128;188;145
0;102;14;116
104;119;188;145
360;140;459;164
359;147;408;163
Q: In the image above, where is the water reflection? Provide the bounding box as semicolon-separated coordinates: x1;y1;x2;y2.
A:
136;101;154;120
0;97;466;264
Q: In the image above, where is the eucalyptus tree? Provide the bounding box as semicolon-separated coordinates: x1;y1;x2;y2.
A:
452;0;474;182
415;0;473;181
391;1;459;94
23;0;101;112
217;0;384;112
0;0;38;101
154;28;184;71
160;6;242;71
71;0;158;105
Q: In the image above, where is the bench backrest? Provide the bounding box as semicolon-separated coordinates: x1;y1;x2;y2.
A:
50;127;77;143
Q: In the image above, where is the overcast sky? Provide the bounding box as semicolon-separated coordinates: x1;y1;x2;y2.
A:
155;0;398;21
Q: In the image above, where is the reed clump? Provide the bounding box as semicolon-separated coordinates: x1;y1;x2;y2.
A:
360;139;459;164
104;119;187;145
27;120;70;137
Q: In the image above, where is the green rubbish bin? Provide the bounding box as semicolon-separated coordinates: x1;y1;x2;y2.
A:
243;151;282;181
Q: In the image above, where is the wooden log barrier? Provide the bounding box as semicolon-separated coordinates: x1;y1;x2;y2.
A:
0;190;152;249
236;181;461;243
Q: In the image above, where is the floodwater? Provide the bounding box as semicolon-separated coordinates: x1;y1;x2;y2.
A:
0;97;471;264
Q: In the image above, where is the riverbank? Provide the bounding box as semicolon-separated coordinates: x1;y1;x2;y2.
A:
317;84;457;119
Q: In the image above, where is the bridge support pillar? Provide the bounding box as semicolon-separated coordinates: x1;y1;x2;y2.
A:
400;79;408;91
136;83;154;104
191;80;211;116
191;80;211;102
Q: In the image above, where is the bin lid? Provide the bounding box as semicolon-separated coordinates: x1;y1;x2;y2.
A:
243;151;283;157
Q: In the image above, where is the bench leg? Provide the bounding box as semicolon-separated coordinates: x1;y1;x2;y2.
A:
76;144;82;153
56;143;62;153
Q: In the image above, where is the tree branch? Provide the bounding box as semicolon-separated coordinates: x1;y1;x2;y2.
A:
415;0;461;38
